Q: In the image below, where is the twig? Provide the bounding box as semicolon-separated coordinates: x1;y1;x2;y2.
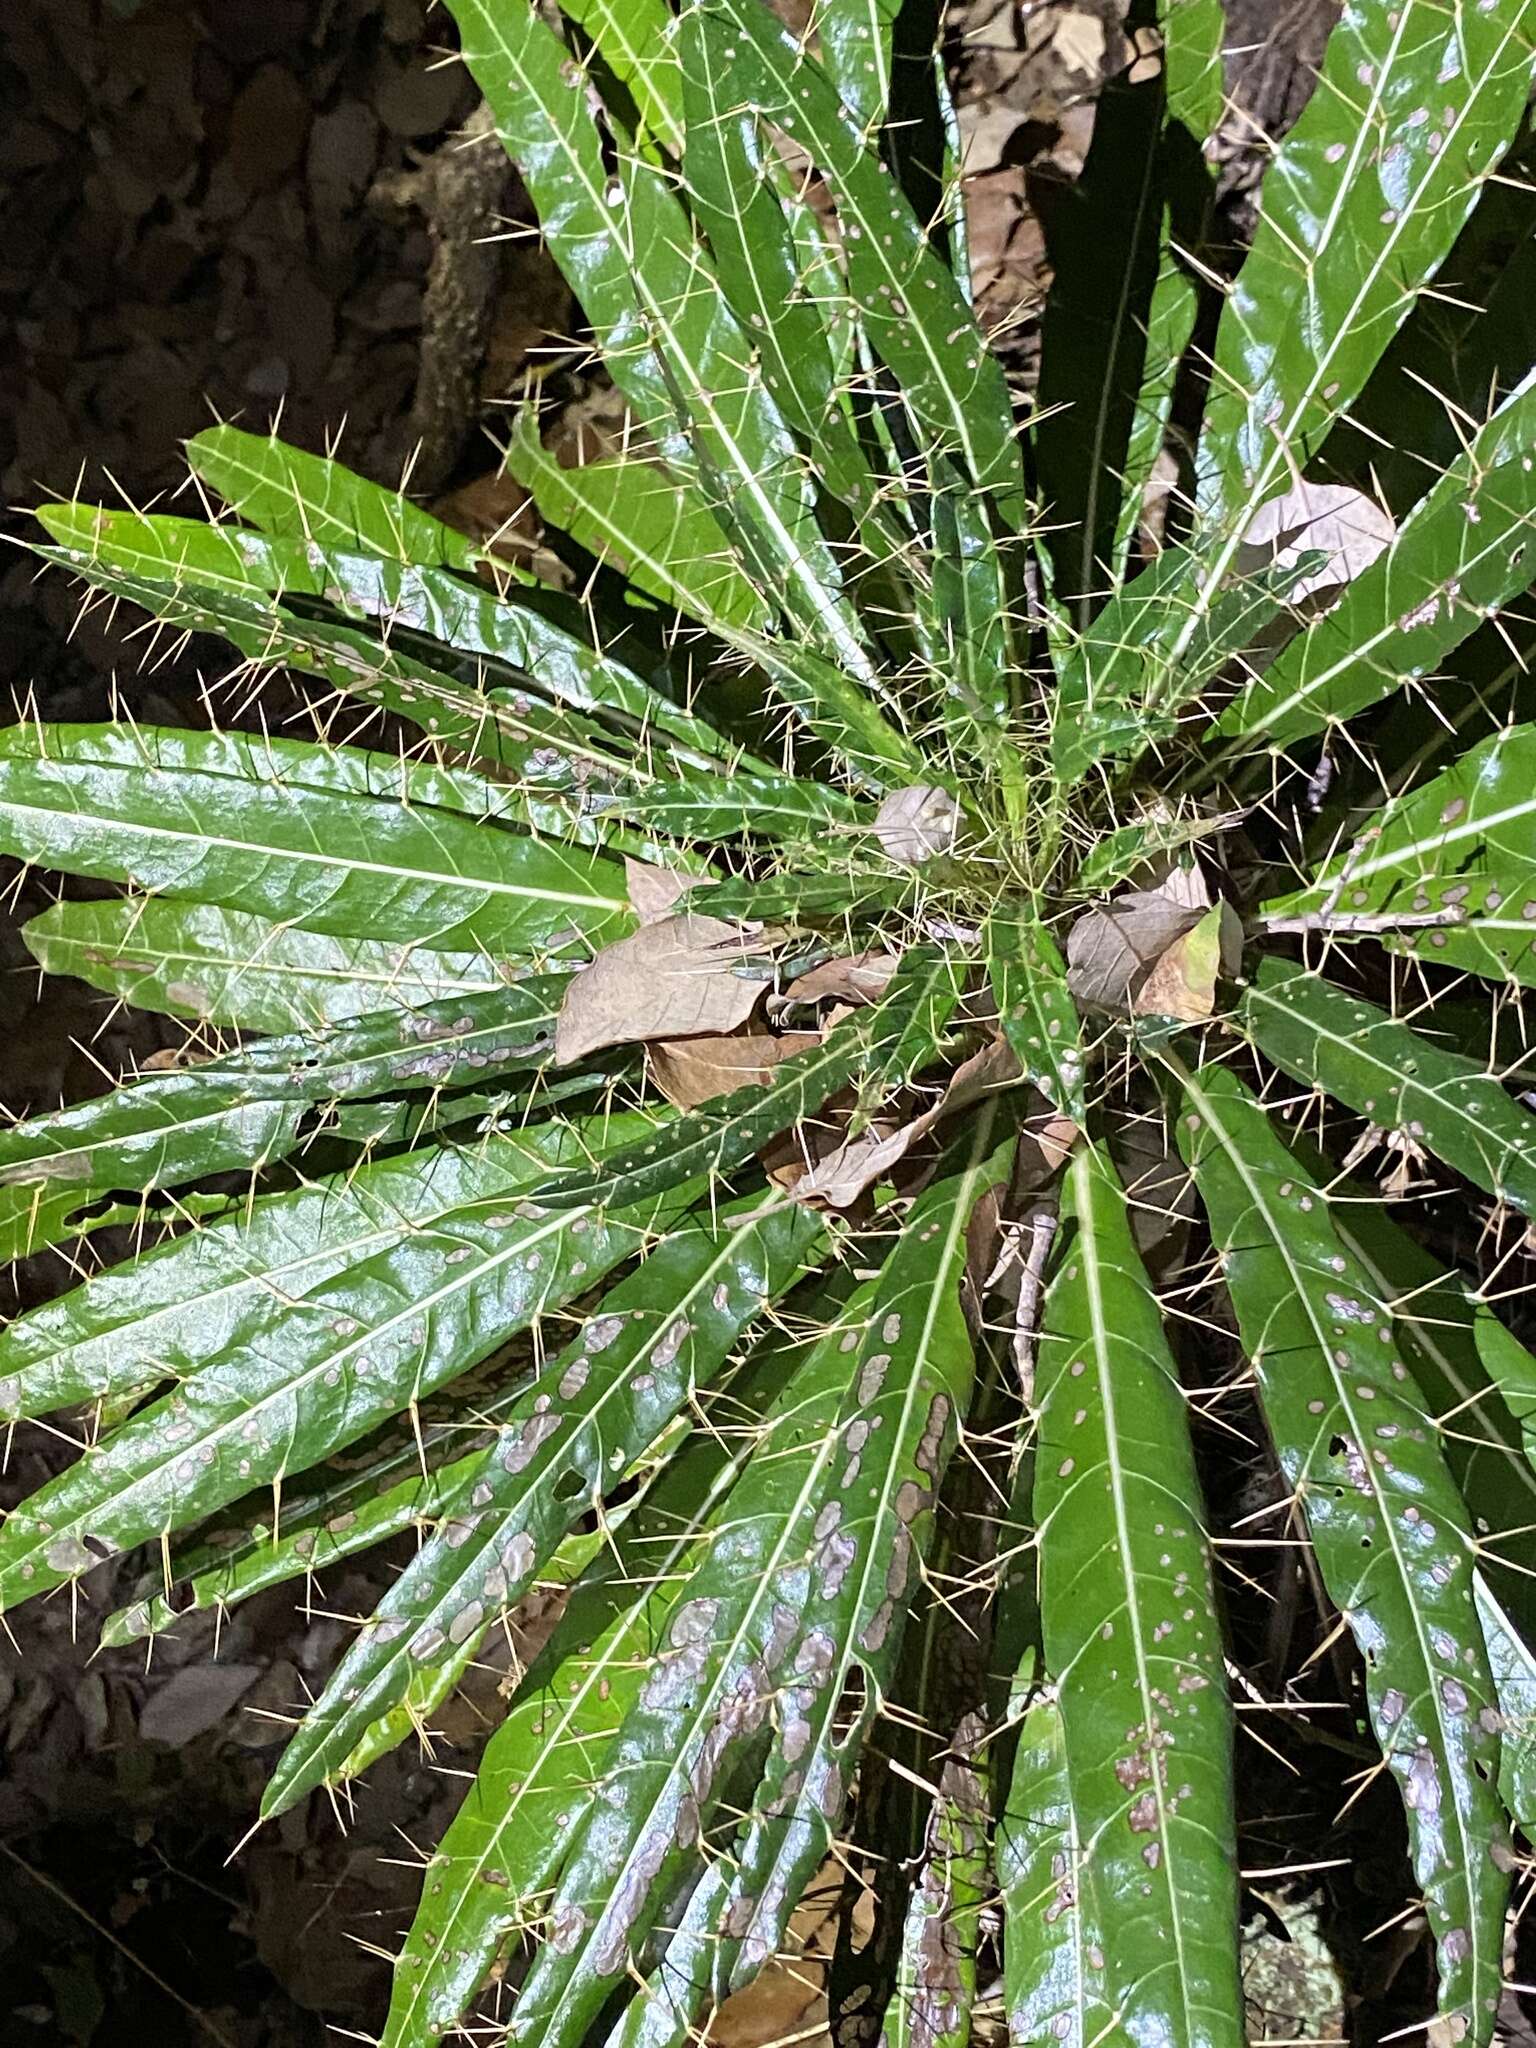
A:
0;1839;239;2048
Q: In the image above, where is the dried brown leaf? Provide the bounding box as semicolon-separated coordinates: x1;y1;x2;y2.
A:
555;914;770;1065
1066;868;1211;1013
650;1027;822;1110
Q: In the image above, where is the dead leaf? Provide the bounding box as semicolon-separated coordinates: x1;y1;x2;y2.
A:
1239;481;1396;605
872;784;962;866
650;1027;822;1110
1066;868;1211;1013
555;914;770;1065
791;1035;1026;1210
138;1663;263;1746
1132;901;1243;1022
775;949;901;1012
625;856;698;925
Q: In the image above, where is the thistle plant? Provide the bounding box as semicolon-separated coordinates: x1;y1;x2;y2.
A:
5;0;1536;2041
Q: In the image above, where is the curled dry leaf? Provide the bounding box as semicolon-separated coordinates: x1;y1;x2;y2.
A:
774;948;901;1012
624;856;699;925
1065;866;1211;1013
650;1026;823;1110
1133;901;1243;1023
872;784;962;865
1238;481;1396;605
791;1033;1042;1210
555;913;772;1064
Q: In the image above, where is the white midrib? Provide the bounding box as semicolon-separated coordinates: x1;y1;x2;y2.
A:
0;790;627;918
1072;1147;1205;2048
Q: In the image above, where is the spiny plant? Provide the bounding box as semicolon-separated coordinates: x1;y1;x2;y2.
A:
5;0;1536;2041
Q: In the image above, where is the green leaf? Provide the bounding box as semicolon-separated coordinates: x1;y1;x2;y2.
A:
186;424;486;571
815;0;899;128
999;1685;1107;2048
1473;1573;1536;1833
1050;548;1319;783
23;897;510;1034
1162;0;1225;141
688;0;1022;519
379;1319;828;2048
586;766;861;841
1240;959;1536;1222
1176;1058;1510;2044
525;944;958;1208
1214;372;1536;744
1034;39;1166;611
1194;0;1536;551
882;1714;989;2048
262;1192;826;1814
503;411;770;635
0;723;633;957
444;0;680;446
725;632;930;796
1034;1141;1241;2048
1266;720;1536;987
1325;1200;1536;1622
0;979;566;1198
506;1128;1009;2047
559;0;683;148
988;914;1086;1122
37;500;743;776
676;17;882;522
613;149;876;682
0;1114;675;1607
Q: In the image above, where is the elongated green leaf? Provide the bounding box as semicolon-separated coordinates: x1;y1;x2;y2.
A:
1034;40;1165;611
1241;960;1536;1221
262;1192;825;1814
0;723;632;957
1051;548;1318;782
1177;1060;1509;2044
0;1114;674;1607
39;498;746;772
379;1314;834;2048
528;944;955;1208
1035;1142;1240;2048
559;0;683;148
881;1713;989;2048
24;897;509;1034
0;979;566;1198
677;17;884;529
929;456;1018;759
688;0;1021;518
1267;721;1536;988
1474;1573;1536;1832
1000;1685;1108;2048
814;0;898;128
614;151;876;683
621;1128;1013;2047
507;1131;1009;2047
1215;373;1536;743
1162;0;1225;141
104;1363;539;1645
586;766;861;840
504;412;770;635
726;631;929;796
187;424;486;571
445;0;680;446
1327;1200;1536;1621
1194;0;1536;551
0;1185;124;1269
988;914;1085;1121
